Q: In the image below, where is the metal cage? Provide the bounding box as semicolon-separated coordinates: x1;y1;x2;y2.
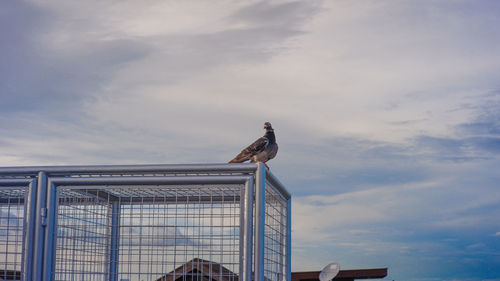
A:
0;163;291;281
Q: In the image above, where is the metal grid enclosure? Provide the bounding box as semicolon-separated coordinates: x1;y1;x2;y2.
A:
0;163;291;281
0;187;26;278
0;178;36;281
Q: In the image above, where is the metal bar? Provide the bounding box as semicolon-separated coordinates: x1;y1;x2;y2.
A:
286;198;292;281
0;163;258;176
3;196;243;205
239;185;245;281
0;178;34;186
33;171;47;281
265;171;291;200
42;181;58;281
56;195;240;205
49;175;252;186
23;179;37;281
255;163;266;281
108;201;120;281
240;177;254;281
3;195;237;205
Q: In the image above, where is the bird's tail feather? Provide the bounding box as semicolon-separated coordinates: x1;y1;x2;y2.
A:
229;152;250;163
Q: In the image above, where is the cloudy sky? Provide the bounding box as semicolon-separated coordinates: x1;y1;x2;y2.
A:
1;0;500;280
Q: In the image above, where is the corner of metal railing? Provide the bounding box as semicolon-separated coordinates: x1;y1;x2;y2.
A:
255;163;266;281
266;168;292;281
265;169;291;200
260;165;292;281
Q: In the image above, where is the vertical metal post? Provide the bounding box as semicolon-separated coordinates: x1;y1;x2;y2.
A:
33;172;47;281
23;179;38;281
286;199;292;281
239;185;245;281
42;181;57;281
240;178;254;281
255;163;266;281
109;201;120;281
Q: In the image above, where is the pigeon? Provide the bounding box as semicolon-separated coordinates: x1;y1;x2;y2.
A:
229;122;278;169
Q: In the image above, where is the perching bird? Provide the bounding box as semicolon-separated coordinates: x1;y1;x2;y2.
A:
229;122;278;169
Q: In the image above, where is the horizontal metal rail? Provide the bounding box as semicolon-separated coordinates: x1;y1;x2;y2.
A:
265;170;291;200
0;179;36;204
0;163;259;176
48;175;253;186
3;194;243;205
0;178;35;186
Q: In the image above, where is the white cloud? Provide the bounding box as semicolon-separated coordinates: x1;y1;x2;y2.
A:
292;181;434;247
2;1;500;280
291;169;500;271
4;0;500;164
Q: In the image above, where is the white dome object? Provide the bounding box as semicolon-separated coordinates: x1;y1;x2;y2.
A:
318;262;340;281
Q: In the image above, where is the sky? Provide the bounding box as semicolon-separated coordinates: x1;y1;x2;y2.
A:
1;0;500;280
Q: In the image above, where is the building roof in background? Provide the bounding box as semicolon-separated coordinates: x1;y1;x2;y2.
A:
156;258;239;281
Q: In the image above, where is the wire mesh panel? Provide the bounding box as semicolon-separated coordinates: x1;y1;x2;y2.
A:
0;187;27;280
54;189;113;281
52;184;244;281
117;184;242;281
263;184;288;281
